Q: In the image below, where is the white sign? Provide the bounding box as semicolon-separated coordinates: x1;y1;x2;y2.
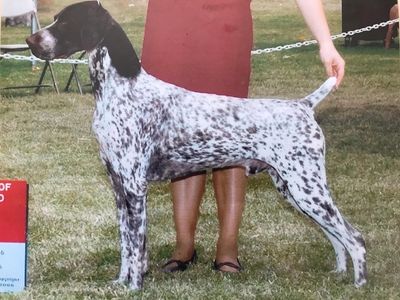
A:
0;180;28;293
0;243;27;292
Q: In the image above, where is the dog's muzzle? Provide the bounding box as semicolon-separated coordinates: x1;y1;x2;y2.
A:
26;30;57;60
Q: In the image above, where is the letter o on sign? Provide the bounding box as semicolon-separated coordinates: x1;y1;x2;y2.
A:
0;194;4;203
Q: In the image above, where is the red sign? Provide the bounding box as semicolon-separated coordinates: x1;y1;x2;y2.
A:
0;181;28;243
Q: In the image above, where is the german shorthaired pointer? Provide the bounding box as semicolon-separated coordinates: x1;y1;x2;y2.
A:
26;1;367;290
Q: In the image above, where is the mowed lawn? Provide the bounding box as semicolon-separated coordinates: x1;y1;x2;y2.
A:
1;0;399;299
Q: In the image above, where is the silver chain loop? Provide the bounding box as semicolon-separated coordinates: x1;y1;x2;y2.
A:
0;18;398;62
0;52;88;64
252;18;399;55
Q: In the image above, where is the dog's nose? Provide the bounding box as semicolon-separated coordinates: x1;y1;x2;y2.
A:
26;33;41;47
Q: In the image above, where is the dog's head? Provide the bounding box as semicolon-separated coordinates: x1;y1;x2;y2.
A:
26;1;112;60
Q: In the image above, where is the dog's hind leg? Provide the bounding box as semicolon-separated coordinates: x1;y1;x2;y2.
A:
320;227;347;273
267;167;347;274
266;163;367;287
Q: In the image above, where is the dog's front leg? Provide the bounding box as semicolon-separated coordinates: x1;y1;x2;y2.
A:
105;161;148;290
117;191;147;290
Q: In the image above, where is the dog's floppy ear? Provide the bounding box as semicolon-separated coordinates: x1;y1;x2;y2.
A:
80;4;111;51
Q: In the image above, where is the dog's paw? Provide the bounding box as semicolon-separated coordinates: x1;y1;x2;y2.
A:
113;273;144;290
112;277;127;286
355;278;367;288
112;271;130;286
128;278;144;290
330;266;347;274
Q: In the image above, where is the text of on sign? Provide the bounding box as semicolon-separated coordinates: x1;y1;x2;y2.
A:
0;183;12;203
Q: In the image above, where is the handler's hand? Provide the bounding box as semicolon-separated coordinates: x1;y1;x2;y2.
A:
319;43;345;88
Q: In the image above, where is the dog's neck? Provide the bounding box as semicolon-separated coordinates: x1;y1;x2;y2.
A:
92;21;141;79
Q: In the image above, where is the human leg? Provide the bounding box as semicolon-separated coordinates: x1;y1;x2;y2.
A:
161;172;206;271
213;167;247;272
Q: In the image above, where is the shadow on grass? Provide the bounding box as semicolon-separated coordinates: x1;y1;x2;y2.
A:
318;104;400;158
38;247;120;284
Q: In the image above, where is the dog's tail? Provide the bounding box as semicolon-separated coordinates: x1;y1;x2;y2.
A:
301;77;337;109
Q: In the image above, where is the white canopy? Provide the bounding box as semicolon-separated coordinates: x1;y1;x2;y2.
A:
1;0;37;18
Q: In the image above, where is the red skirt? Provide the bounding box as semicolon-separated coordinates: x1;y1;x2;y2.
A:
141;0;253;97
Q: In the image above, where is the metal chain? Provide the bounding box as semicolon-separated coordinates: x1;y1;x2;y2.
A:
0;18;398;62
252;18;399;55
0;52;88;64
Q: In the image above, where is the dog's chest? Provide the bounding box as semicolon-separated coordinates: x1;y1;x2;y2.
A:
92;97;137;162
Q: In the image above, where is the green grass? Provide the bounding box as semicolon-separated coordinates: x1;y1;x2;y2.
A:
1;0;400;299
